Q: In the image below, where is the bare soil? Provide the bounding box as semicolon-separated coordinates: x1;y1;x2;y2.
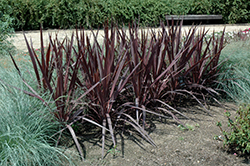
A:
61;102;250;166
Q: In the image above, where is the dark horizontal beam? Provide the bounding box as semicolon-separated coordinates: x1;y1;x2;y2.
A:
165;15;223;20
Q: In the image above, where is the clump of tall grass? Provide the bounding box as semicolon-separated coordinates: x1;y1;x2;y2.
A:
218;39;250;103
0;67;73;166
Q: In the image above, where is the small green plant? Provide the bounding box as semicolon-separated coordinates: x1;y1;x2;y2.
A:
178;137;184;140
178;124;195;131
216;105;250;154
107;145;120;157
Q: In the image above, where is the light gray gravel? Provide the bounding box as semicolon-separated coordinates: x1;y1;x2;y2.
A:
8;23;250;52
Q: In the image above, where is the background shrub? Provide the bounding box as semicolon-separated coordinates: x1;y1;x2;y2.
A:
0;11;15;56
190;0;224;15
1;0;48;30
222;0;250;24
1;0;249;31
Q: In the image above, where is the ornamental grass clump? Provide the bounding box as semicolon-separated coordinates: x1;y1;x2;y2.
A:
218;39;250;103
7;19;226;160
0;68;73;166
217;104;250;154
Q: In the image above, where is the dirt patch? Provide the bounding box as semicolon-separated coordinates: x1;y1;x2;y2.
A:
60;102;249;166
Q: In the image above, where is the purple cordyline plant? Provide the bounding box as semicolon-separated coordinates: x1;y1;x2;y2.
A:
5;19;227;161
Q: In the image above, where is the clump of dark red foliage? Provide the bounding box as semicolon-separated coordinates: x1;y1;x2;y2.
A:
10;20;225;159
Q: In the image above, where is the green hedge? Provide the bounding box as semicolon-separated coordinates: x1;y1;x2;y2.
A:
190;0;250;24
0;10;15;56
1;0;250;30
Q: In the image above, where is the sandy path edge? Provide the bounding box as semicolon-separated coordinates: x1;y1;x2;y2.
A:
8;23;250;52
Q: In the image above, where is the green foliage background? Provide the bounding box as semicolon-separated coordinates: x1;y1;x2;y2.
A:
0;0;250;30
190;0;250;24
0;10;15;56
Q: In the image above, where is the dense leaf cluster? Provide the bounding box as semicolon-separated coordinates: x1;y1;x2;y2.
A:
9;20;226;158
0;0;249;30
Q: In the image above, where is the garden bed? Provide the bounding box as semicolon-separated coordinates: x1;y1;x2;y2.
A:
63;102;250;166
1;22;250;166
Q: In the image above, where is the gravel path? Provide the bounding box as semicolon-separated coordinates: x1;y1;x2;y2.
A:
8;23;250;52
